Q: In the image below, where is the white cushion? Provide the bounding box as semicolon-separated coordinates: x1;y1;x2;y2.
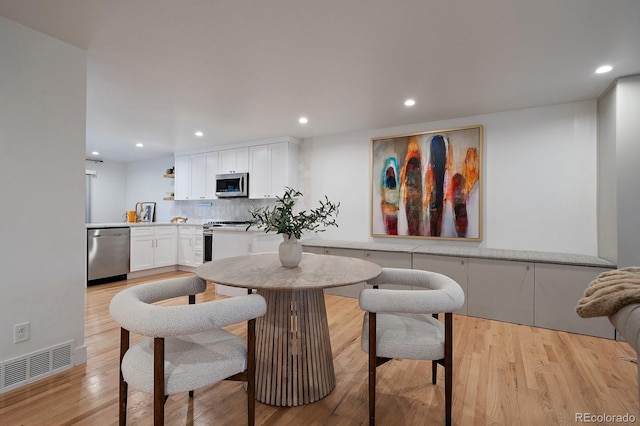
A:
361;312;445;360
359;268;464;361
122;329;248;395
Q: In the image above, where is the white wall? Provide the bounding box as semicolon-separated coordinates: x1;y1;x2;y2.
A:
126;155;176;222
615;75;640;267
86;160;127;223
0;17;87;365
307;100;598;256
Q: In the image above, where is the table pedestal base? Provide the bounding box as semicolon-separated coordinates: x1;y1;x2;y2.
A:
255;289;336;406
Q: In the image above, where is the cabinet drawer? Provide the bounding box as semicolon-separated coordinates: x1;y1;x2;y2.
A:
155;226;176;236
130;227;154;237
180;225;199;235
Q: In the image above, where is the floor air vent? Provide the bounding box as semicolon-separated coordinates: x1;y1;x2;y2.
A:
1;340;74;393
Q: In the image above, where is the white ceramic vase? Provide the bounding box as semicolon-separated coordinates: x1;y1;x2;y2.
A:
279;234;302;268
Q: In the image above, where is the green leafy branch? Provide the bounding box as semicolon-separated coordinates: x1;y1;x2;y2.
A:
246;187;340;239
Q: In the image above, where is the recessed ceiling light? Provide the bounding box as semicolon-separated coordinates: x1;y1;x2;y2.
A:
595;65;613;74
298;117;308;124
404;99;416;107
91;151;99;156
195;131;204;137
136;143;144;148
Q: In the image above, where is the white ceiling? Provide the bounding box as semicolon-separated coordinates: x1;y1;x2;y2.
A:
1;0;639;162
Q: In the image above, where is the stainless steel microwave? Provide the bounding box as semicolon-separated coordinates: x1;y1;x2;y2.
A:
215;172;248;198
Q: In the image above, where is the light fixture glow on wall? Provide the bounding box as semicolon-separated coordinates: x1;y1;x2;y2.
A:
195;131;204;137
136;143;144;148
91;151;99;156
595;65;613;74
299;117;308;124
404;99;416;107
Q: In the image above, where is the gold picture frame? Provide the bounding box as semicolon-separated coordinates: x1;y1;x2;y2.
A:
370;125;482;241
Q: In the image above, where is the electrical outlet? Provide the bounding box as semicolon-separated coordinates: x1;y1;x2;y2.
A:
14;322;30;343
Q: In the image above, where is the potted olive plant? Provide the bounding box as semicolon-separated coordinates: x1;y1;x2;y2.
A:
246;187;340;267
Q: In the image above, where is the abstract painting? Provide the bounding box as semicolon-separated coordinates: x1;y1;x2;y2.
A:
371;125;482;240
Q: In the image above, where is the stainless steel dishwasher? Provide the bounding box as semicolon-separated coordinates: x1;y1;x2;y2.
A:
87;227;130;285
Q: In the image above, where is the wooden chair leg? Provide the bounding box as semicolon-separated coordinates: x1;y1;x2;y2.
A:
119;328;130;426
444;313;453;426
432;313;439;385
432;360;438;385
368;312;377;426
247;318;256;426
154;337;165;426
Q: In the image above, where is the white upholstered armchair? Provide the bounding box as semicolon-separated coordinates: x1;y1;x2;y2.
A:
109;275;267;425
359;268;465;426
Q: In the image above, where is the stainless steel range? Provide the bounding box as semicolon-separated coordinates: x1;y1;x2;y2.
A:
202;221;251;262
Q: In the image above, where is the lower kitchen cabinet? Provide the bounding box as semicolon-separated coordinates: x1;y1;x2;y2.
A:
467;258;535;326
130;226;177;272
413;254;469;315
534;264;614;338
177;225;203;267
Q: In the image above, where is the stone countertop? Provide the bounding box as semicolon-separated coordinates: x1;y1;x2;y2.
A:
85;222;264;232
86;222;192;228
301;239;616;269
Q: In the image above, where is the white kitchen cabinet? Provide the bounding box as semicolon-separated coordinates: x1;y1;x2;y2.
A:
413;254;469;315
467;258;535;326
177;225;203;267
218;147;248;173
189;153;207;199
249;140;299;199
174;152;218;200
174;155;190;200
204;152;219;199
130;228;154;271
534;264;614;338
130;226;177;272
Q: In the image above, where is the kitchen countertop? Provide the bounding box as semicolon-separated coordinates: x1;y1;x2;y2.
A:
85;222;264;232
86;222;187;228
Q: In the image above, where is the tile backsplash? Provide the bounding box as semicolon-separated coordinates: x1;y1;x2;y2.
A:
170;198;275;223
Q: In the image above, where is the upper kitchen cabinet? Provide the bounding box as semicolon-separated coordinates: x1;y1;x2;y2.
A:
174;155;190;200
218;147;249;174
204;151;219;199
249;139;299;199
189;153;207;199
174;152;218;200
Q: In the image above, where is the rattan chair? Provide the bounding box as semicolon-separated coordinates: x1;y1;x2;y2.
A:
109;275;266;425
359;268;465;426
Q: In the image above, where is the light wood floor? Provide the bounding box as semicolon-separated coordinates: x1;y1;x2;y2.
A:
0;271;637;425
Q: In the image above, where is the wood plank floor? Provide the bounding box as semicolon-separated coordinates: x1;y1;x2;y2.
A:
0;271;637;425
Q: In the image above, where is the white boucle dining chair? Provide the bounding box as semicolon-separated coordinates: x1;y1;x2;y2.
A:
109;275;266;425
360;268;465;426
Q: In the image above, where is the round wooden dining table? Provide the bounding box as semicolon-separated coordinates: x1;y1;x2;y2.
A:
196;252;382;406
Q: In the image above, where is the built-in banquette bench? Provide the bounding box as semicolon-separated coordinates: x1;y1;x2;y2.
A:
302;239;617;339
